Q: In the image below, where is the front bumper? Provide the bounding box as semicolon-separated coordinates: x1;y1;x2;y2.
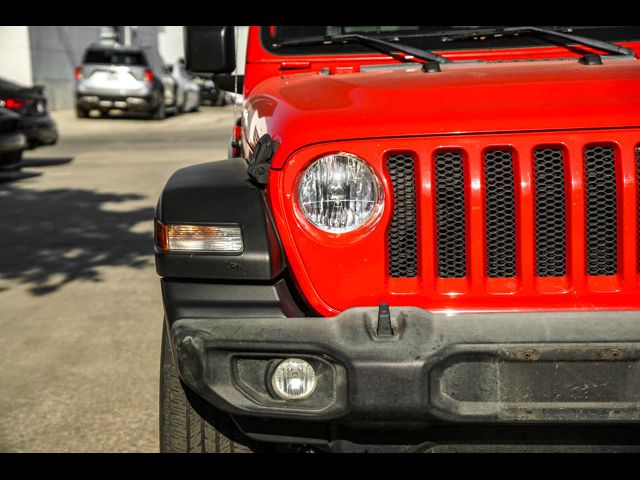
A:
0;132;27;153
169;307;640;426
20;116;58;148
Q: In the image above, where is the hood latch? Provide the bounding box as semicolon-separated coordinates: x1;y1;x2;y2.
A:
247;134;277;186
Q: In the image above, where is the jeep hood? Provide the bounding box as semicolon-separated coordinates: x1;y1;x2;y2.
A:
243;58;640;169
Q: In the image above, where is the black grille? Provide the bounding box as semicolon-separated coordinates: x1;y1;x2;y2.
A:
534;148;567;277
387;154;417;277
585;146;617;276
484;150;516;278
435;152;466;278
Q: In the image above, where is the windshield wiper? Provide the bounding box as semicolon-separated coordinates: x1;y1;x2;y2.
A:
273;34;451;64
441;26;636;58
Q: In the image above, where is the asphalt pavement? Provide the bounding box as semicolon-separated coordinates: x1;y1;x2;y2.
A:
0;106;236;452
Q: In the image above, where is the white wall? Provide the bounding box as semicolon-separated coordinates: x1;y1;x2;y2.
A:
234;26;248;75
0;26;33;86
158;26;184;65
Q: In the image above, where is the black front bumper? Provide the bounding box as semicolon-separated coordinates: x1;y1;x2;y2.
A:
0;131;27;153
20;115;58;148
168;303;640;427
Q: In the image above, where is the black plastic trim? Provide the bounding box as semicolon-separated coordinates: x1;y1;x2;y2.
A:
155;158;285;280
169;307;640;425
161;278;305;325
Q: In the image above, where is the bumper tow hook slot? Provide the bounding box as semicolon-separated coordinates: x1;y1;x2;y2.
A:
376;303;394;337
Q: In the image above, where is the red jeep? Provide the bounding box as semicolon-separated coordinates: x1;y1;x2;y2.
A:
155;26;640;453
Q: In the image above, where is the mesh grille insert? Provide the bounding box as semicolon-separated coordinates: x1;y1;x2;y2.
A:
534;148;566;277
435;152;466;278
484;150;516;278
387;154;417;277
585;146;617;276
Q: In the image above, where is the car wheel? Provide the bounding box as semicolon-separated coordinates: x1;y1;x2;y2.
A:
159;325;256;453
214;90;226;107
0;150;23;169
76;106;89;118
152;96;166;120
177;93;187;114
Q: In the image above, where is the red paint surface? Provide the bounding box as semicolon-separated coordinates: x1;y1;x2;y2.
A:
269;132;640;316
242;27;640;316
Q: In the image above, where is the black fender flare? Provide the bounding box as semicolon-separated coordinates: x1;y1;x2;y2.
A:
155;158;285;281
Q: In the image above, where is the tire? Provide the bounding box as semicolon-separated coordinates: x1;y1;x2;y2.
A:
0;150;23;168
152;96;166;120
76;106;88;118
214;90;226;107
159;325;255;453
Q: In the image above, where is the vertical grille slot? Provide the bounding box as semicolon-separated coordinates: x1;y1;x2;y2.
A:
387;154;417;278
484;150;516;278
435;152;466;278
585;146;617;276
534;148;567;277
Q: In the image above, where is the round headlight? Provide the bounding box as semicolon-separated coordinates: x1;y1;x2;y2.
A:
297;153;384;233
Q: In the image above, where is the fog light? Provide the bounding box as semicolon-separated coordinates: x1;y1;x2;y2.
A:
155;220;243;254
271;358;316;400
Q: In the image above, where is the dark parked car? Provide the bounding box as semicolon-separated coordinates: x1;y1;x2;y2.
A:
0;77;58;150
194;76;225;106
75;43;169;119
0;107;28;167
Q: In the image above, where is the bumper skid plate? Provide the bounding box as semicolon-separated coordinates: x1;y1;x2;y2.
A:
170;307;640;425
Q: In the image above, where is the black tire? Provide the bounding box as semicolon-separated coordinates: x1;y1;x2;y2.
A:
214;90;226;107
159;325;255;453
76;106;88;118
0;150;23;169
152;96;166;120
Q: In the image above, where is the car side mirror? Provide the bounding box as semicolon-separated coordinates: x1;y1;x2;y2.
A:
185;26;236;75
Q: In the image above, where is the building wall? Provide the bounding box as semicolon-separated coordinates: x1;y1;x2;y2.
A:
28;26;104;110
158;26;184;65
130;26;162;50
0;26;33;86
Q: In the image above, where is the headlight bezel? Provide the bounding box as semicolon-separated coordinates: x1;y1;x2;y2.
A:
294;151;385;236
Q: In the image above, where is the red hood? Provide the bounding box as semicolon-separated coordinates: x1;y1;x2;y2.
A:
242;57;640;169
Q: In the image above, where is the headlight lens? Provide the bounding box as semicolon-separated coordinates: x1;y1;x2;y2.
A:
297;153;383;233
271;358;317;400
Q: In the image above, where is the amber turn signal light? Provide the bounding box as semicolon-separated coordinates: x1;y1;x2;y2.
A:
154;220;243;254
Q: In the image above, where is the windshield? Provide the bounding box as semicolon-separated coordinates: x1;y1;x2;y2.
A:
262;26;640;56
83;49;147;66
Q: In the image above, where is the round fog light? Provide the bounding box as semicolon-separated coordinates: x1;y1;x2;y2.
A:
271;358;316;400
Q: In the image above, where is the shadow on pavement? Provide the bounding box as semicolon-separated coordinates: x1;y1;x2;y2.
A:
19;157;74;168
0;157;73;183
0;170;43;183
0;183;155;296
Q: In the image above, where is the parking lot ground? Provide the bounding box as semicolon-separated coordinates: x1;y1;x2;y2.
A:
0;107;236;452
